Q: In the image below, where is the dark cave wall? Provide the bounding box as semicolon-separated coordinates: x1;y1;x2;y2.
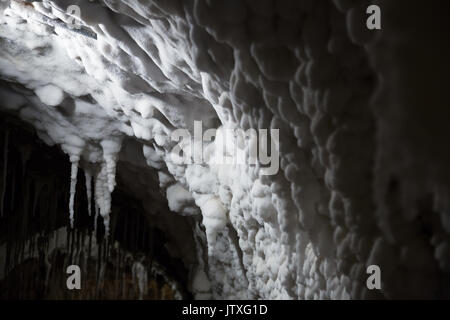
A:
0;115;193;299
366;0;450;298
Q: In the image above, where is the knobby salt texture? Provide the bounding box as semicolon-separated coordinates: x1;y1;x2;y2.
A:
0;0;448;299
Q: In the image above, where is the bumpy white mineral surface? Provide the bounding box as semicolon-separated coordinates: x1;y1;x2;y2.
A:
0;0;449;299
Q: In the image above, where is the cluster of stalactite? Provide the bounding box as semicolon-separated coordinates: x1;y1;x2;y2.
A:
0;116;189;299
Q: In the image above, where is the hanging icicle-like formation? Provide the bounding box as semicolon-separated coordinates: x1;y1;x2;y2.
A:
62;136;85;230
94;164;112;236
69;159;79;228
100;139;122;193
91;139;122;236
1;129;9;217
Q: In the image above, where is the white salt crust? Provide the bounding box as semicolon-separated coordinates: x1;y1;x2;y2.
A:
0;0;449;299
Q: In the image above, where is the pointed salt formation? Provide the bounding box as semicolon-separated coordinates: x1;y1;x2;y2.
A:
61;137;85;229
94;169;103;233
100;139;123;193
69;159;79;228
1;129;9;217
196;196;228;255
94;164;112;237
84;170;92;216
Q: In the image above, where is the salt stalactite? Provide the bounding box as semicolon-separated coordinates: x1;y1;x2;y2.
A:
84;170;92;216
62;137;85;230
90;138;122;236
69;159;79;228
1;129;9;217
94;164;112;236
100;139;122;193
94;174;102;233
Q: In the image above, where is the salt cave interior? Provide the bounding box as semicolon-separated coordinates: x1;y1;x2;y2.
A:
0;0;449;300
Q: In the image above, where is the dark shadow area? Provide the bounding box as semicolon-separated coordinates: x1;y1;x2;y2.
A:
0;114;191;299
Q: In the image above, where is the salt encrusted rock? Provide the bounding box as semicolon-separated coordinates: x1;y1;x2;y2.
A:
0;0;448;300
